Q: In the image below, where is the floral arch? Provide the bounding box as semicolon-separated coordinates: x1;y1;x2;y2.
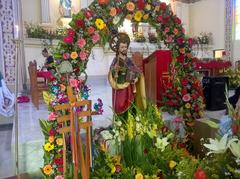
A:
41;0;205;178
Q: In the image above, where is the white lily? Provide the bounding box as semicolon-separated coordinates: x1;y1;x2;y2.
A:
228;138;240;159
203;134;229;155
101;130;113;140
155;137;169;152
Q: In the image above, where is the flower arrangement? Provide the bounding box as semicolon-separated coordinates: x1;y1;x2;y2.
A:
39;0;205;178
24;22;64;40
220;68;240;89
133;32;146;42
193;32;213;45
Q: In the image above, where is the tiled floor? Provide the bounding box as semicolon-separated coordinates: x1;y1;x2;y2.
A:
0;76;113;178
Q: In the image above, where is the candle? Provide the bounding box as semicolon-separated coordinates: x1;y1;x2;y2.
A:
15;25;19;39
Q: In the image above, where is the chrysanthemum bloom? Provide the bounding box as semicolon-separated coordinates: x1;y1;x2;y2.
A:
43;165;53;175
95;18;106;30
79;51;87;60
182;94;191;102
77;38;86;48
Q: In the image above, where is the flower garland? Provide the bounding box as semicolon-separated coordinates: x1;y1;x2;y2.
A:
40;0;205;177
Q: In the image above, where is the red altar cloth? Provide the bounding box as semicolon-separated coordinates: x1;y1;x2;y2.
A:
194;59;232;70
37;71;53;79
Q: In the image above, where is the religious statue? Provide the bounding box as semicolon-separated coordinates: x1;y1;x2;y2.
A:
108;33;146;118
59;0;72;17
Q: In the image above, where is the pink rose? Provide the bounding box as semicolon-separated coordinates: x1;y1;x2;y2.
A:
62;53;70;60
165;35;173;43
77;38;86;48
79;51;87;60
173;116;183;123
69;79;79;88
63;36;73;44
55;176;64;179
48;112;58;121
164;27;170;33
92;33;100;44
182;93;191;102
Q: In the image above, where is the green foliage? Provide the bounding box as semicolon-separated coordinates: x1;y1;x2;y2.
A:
25;22;64;40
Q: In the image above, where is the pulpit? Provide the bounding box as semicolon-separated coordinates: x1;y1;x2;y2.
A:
143;50;172;105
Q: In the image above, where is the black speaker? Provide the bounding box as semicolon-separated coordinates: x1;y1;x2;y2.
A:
202;76;228;111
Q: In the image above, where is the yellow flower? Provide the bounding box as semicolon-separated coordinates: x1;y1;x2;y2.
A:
169;160;177;169
48;136;55;143
135;173;143;179
143;14;149;20
154;6;160;11
43;164;53;175
70;52;78;59
100;143;107;152
185;103;191;109
126;2;135;11
95;18;106;30
44;143;54;152
127;114;134;139
56;138;63;146
134;11;143;22
111;165;116;173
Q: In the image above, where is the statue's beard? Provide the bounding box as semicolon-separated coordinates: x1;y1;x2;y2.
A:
120;50;127;56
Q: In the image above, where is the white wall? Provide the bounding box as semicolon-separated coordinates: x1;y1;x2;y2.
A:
174;1;189;34
189;0;225;50
22;0;41;24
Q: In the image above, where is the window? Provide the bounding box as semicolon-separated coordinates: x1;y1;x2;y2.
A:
236;0;240;39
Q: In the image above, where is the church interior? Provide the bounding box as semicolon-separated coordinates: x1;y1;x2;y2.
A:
0;0;240;178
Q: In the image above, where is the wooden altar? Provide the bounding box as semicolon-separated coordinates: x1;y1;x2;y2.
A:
143;50;172;105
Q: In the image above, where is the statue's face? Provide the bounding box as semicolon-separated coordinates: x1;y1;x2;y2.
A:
118;43;128;56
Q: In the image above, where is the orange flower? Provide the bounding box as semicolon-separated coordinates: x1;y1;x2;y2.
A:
110;7;117;17
48;136;55;143
59;84;66;92
174;28;179;35
56;138;63;146
179;48;185;54
143;14;149;20
135;173;143;179
126;2;135;11
43;165;53;175
70;52;78;59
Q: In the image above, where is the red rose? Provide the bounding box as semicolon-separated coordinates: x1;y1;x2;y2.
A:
179;142;186;148
160;2;167;10
58;167;64;173
85;10;93;18
59;150;63;155
162;16;170;25
137;0;145;10
54;158;63;166
177;37;185;45
177;55;184;63
174;17;182;24
67;28;75;37
191;94;197;100
231;124;239;135
87;26;95;34
115;165;121;173
156;15;163;23
60;76;65;81
181;78;188;86
116;8;122;13
63;36;73;44
75;19;85;28
49;128;56;136
188;38;193;47
194;168;207;179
